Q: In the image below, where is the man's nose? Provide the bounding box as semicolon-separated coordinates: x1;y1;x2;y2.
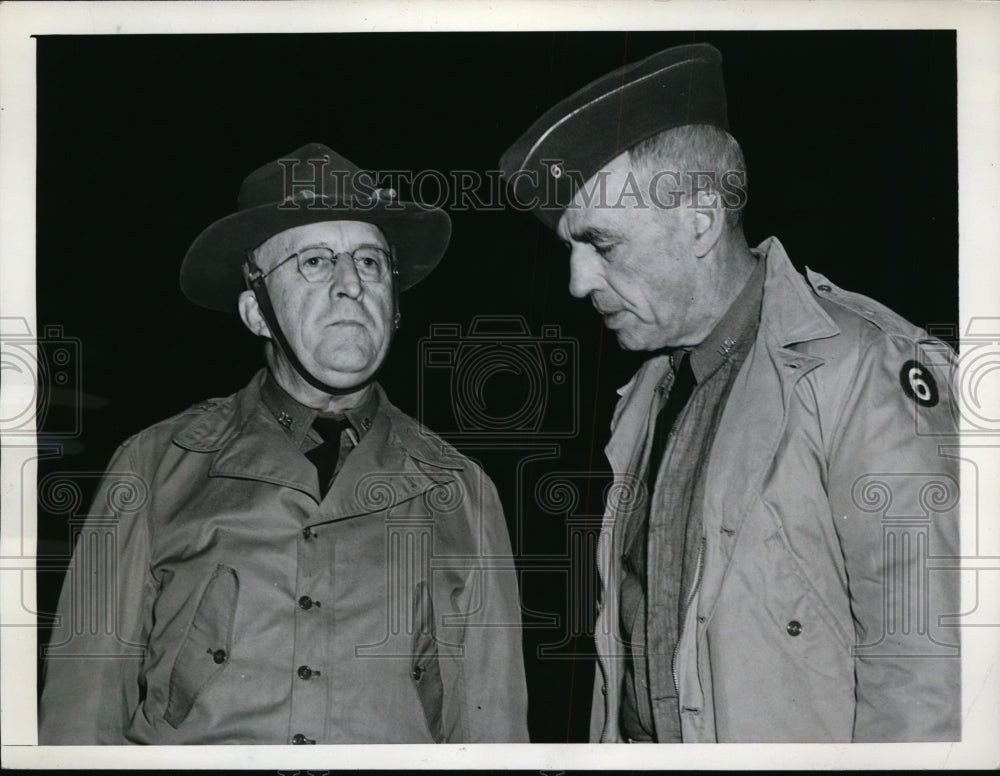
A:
330;255;363;299
568;248;602;299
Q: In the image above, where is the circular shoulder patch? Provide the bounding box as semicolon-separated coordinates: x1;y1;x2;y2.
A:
899;360;939;407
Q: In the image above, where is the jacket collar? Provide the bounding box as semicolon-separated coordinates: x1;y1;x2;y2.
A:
257;370;379;449
172;370;463;506
605;236;838;474
755;236;839;347
688;250;764;384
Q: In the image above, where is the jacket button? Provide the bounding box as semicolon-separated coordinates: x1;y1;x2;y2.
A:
298;596;314;610
411;665;424;681
786;620;803;637
297;665;314;679
817;284;831;292
291;733;315;745
212;649;227;664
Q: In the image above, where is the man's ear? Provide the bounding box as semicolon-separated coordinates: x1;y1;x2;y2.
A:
692;200;725;258
238;290;272;339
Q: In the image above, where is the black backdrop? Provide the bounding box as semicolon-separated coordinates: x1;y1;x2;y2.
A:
34;30;956;743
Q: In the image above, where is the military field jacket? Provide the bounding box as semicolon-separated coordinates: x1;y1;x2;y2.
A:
591;237;961;743
40;372;529;744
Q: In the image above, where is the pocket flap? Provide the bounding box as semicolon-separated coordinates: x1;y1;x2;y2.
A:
164;564;239;728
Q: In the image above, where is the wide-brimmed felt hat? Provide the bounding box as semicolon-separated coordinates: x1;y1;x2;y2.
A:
499;43;729;230
180;143;451;311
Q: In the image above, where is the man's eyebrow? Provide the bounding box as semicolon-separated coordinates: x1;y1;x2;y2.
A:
297;241;387;252
569;226;622;244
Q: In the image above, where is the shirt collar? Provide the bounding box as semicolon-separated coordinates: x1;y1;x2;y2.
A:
259;370;380;447
688;252;766;383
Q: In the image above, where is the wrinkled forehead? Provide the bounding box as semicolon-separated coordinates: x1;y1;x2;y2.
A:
255;220;389;266
557;153;640;241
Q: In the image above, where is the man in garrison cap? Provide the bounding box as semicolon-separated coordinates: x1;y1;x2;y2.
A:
39;143;528;744
501;44;960;743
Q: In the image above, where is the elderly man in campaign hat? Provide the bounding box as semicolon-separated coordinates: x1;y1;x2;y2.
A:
39;143;528;744
501;44;960;743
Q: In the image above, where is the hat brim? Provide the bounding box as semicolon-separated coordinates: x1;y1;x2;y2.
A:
180;197;451;311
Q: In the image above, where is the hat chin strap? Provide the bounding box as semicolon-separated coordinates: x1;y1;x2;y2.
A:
248;274;347;395
245;250;348;395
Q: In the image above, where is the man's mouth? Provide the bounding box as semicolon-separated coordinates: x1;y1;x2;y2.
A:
594;305;625;327
327;318;365;327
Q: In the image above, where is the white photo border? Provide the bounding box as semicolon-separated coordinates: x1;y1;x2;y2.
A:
1;0;998;770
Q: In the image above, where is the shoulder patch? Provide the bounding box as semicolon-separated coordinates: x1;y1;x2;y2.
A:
899;359;939;407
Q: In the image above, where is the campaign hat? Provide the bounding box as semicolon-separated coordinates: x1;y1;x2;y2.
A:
180;143;451;311
499;43;729;229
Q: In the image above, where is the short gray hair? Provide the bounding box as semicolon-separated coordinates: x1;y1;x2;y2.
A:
627;124;747;229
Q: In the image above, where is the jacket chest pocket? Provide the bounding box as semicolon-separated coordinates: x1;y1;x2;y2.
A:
164;564;240;728
411;580;444;743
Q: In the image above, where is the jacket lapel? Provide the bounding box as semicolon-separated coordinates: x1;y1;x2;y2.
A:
172;373;463;511
604;354;671;477
593;353;671;742
696;238;838;615
174;371;322;499
316;401;464;523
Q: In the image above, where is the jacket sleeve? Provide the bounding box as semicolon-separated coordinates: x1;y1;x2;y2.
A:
38;440;157;744
457;474;530;742
826;333;961;741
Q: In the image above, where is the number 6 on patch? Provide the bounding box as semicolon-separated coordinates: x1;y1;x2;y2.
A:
900;359;939;407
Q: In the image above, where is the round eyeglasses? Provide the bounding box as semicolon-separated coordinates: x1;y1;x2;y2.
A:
256;245;392;285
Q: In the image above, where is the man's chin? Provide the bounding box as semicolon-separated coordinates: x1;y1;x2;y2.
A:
313;361;376;388
614;331;668;353
613;330;643;351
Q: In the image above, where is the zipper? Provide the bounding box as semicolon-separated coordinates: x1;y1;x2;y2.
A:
594;526;615;743
672;535;706;697
595;591;610;742
599;677;608;743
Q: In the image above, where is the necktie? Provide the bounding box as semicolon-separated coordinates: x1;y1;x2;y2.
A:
646;353;697;498
624;353;697;584
305;416;351;497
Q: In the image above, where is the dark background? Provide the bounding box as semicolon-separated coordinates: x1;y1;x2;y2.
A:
34;30;957;743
